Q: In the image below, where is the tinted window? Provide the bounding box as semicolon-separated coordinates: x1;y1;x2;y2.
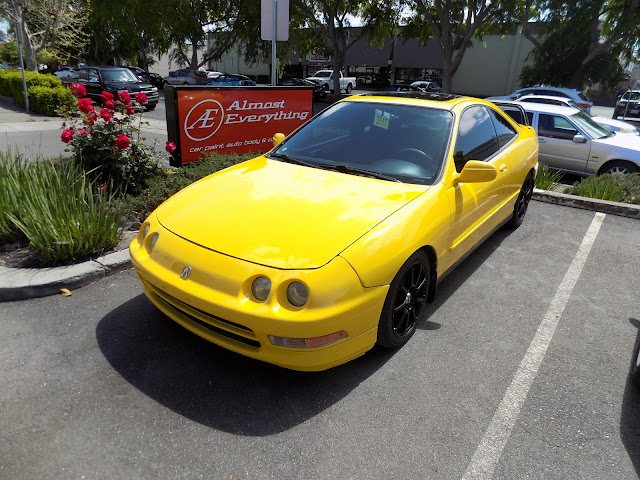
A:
538;113;578;140
488;109;517;148
502;108;524;125
539;89;570;98
453;106;498;172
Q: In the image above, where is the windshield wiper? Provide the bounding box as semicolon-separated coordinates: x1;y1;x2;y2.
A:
318;163;401;182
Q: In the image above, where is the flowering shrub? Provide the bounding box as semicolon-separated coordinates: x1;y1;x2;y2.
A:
60;84;161;193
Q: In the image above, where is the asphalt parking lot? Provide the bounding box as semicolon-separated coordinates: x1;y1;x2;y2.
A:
1;201;639;479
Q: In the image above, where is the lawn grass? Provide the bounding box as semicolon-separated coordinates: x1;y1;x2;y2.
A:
567;173;640;205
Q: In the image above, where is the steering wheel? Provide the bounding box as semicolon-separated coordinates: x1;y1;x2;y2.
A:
397;148;433;165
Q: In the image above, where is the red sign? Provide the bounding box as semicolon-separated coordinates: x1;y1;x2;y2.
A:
173;88;313;164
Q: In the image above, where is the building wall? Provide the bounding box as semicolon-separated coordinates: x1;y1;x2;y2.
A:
452;31;535;97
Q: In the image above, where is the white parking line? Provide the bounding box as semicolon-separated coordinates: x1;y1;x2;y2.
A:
461;212;606;480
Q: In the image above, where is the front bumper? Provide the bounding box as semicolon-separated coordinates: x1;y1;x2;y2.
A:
129;217;388;371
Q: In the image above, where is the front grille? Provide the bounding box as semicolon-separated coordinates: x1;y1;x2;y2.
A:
145;281;261;349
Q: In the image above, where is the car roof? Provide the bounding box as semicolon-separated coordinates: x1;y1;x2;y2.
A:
350;93;512;113
497;100;581;115
518;94;573;103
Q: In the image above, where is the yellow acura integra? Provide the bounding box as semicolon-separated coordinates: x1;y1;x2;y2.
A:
130;93;538;371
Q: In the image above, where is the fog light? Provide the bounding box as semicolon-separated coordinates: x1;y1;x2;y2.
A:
148;233;159;252
286;281;308;307
268;331;347;349
251;276;271;302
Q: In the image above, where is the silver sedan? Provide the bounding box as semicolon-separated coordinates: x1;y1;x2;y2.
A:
498;103;640;175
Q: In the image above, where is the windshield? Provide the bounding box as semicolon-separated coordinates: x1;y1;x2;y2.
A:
570;110;612;139
622;91;640;101
101;68;139;83
270;101;453;185
313;71;331;78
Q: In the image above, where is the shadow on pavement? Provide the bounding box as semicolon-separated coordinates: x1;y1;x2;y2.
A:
96;295;396;436
620;317;640;476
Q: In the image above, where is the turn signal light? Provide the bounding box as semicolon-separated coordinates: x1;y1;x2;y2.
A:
268;331;347;349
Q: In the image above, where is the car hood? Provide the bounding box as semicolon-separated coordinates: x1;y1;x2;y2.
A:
156;157;427;269
105;80;153;91
593;132;640;154
592;116;639;134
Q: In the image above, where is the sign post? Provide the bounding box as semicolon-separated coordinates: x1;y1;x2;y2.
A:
261;0;289;85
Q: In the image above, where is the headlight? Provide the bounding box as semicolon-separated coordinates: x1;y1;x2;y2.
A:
286;281;308;307
251;276;271;302
148;233;159;252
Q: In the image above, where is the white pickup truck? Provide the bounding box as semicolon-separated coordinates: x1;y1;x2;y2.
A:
307;70;356;94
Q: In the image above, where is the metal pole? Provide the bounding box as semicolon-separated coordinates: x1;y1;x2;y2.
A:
15;22;29;114
271;0;277;85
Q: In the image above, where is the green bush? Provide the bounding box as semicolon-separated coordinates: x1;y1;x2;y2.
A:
566;173;640;205
25;85;75;116
534;163;563;191
0;70;69;115
6;158;127;264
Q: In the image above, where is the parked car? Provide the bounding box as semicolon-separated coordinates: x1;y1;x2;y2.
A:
163;69;209;86
498;102;640;175
306;70;356;94
517;95;639;135
54;66;79;80
207;73;256;86
383;85;423;93
75;66;159;110
613;90;640;120
410;81;442;93
487;86;593;112
148;72;164;89
129;93;538;371
278;77;325;100
127;66;152;83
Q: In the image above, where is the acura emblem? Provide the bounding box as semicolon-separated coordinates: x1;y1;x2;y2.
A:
180;266;192;280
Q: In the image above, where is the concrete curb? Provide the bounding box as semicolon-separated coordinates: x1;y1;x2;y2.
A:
1;191;638;302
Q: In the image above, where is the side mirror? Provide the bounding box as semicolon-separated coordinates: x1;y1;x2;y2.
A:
272;132;285;147
455;160;498;184
573;134;587;144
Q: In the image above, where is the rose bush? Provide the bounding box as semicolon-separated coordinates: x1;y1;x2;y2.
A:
60;84;160;193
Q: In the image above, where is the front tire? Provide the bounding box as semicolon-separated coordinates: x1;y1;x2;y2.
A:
377;251;430;348
631;336;640;386
346;83;352;94
508;173;534;228
599;160;638;175
145;104;156;111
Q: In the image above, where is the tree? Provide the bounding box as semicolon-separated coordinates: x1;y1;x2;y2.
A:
520;0;640;89
0;0;89;71
292;0;399;93
404;0;520;92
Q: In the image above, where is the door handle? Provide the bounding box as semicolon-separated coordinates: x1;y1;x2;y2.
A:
499;164;508;172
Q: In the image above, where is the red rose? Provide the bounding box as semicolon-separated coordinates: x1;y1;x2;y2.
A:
105;100;117;110
84;111;98;125
115;134;130;150
100;91;115;102
61;129;75;143
134;92;148;104
70;83;86;98
125;104;135;115
77;97;94;114
165;141;176;153
100;108;112;122
117;91;131;105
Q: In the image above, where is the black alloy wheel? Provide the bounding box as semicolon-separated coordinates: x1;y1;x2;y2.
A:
377;251;430;348
508;173;534;228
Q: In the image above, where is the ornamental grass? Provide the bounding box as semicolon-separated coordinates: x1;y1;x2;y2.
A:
5;158;127;264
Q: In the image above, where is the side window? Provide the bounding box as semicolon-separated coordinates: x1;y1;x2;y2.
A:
526;112;534;125
538;114;578;140
488;109;517;148
502;108;524;125
453;106;499;172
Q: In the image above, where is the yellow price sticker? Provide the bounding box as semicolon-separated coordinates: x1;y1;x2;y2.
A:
373;110;390;130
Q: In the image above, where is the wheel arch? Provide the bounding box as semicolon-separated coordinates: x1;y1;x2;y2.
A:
597;159;639;175
419;245;438;303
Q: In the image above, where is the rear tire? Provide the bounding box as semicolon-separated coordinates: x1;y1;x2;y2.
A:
377;251;430;348
508;173;534;228
346;83;352;94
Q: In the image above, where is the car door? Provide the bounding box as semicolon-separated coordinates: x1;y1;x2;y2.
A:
77;68;101;101
446;105;512;266
535;112;591;172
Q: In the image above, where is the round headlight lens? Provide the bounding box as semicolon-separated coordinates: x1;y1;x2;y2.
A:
142;223;150;238
286;281;308;307
148;233;159;252
251;276;271;302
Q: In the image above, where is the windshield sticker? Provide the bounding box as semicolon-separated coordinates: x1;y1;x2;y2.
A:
373;109;391;130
